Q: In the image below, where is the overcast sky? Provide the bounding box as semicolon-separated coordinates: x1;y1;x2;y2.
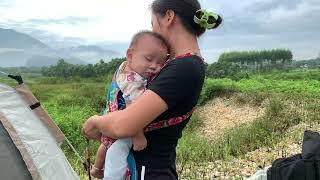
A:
0;0;319;62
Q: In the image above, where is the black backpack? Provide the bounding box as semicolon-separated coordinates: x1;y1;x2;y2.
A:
267;130;320;180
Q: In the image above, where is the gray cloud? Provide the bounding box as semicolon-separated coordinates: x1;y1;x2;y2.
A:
26;29;88;48
0;16;92;49
0;1;13;8
1;0;319;62
1;16;91;30
249;0;303;13
0;1;13;16
1;17;91;28
200;0;320;62
26;17;91;26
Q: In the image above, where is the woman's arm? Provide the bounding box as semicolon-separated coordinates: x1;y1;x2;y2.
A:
83;90;168;139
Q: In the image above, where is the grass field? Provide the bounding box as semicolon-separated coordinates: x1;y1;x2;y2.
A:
0;69;319;179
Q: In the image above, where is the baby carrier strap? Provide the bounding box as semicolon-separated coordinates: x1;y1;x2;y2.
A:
101;72;126;148
126;152;137;180
108;68;195;132
106;72;126;113
144;53;201;132
105;55;199;179
104;73;136;180
144;109;194;132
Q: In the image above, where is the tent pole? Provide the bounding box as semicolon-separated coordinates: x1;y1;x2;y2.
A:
64;137;89;171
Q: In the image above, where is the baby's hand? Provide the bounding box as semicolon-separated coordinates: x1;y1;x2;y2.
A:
132;132;147;151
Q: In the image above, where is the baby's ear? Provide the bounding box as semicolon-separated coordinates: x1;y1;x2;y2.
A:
126;48;133;62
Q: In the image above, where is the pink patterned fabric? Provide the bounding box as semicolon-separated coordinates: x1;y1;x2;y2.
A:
144;109;194;132
100;61;147;147
101;136;116;149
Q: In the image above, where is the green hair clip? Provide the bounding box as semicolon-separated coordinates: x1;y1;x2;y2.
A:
194;9;219;29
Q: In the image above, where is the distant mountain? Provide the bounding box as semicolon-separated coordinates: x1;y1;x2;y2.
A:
0;28;51;52
0;28;54;67
292;58;320;68
59;45;122;64
0;28;122;67
0;50;31;67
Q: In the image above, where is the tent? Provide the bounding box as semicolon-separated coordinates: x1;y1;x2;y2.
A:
0;74;80;180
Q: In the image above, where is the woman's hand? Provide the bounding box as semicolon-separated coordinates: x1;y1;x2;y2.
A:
82;115;102;140
82;90;168;139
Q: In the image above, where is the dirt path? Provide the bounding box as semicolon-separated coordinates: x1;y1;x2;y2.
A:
196;96;265;140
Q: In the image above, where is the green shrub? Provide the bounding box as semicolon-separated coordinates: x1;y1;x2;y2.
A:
199;79;237;105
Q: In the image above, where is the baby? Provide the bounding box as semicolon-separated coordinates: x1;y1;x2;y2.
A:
91;30;169;179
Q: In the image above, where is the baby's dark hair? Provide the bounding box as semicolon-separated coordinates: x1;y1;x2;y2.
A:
151;0;222;37
129;30;169;52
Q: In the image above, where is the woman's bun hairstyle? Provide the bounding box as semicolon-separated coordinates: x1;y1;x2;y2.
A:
151;0;222;37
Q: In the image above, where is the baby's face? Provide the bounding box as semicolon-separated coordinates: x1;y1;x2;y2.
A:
128;35;168;79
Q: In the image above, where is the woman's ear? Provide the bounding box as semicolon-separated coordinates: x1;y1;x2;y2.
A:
164;10;175;27
126;48;133;63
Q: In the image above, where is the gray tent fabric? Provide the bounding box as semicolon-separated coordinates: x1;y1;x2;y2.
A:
0;83;79;180
0;122;33;180
15;84;65;145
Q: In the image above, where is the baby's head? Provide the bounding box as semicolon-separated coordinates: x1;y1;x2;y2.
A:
126;30;169;79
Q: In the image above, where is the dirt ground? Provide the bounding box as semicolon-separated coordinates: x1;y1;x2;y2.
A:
180;95;319;179
180;122;320;179
196;96;265;141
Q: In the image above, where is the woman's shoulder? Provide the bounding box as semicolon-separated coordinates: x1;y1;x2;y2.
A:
162;55;205;77
169;54;204;66
148;54;205;90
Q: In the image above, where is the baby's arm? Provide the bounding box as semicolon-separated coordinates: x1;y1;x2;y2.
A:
132;130;147;151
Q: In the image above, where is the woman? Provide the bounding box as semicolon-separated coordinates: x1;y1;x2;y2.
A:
83;0;222;179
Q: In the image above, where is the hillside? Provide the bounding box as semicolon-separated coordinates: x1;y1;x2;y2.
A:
0;28;122;67
0;28;50;51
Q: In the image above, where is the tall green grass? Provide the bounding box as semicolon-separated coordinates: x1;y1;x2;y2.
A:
1;70;319;179
251;69;320;81
199;77;320;106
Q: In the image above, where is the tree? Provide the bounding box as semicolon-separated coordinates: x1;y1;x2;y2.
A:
206;61;243;79
41;57;126;78
218;49;293;70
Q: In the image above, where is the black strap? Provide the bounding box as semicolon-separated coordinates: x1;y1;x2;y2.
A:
30;102;41;110
305;160;315;180
8;74;23;84
315;160;320;180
